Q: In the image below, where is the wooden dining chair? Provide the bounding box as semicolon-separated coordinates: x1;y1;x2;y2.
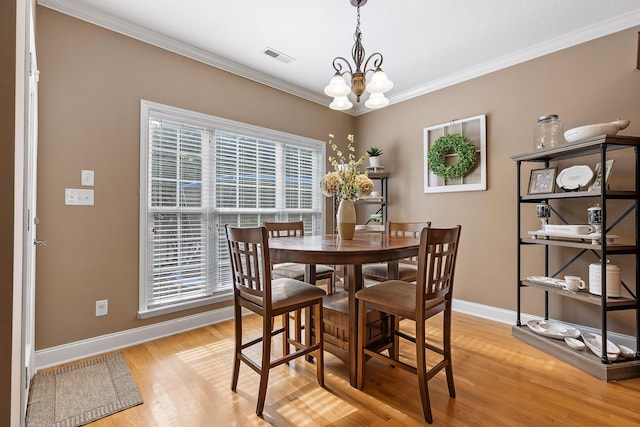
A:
361;221;430;283
263;221;335;294
355;225;461;424
225;225;325;416
264;221;335;355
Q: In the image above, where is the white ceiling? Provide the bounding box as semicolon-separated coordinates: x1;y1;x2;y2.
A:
39;0;640;115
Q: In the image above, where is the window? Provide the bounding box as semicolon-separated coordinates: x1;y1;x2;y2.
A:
139;101;325;317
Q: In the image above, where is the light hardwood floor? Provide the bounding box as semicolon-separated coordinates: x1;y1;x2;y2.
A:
75;312;640;426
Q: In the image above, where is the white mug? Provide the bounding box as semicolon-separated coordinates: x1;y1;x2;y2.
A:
564;275;586;292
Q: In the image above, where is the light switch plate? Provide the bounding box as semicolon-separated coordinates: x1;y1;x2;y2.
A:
81;170;94;186
96;299;108;316
65;188;94;205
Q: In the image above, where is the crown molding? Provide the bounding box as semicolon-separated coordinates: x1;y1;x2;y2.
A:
39;0;639;117
385;9;640;110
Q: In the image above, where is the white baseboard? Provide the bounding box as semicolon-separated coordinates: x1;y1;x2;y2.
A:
34;306;234;370
34;299;634;371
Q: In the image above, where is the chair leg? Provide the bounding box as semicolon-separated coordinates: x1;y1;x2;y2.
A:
256;315;272;416
295;309;302;343
390;314;400;362
315;302;324;386
282;314;290;356
444;311;456;398
416;319;433;424
356;299;367;390
231;303;242;392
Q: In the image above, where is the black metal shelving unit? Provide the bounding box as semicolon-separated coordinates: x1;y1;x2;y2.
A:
512;135;640;381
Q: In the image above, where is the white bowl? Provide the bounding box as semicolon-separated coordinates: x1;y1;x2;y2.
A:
564;123;619;143
565;337;585;351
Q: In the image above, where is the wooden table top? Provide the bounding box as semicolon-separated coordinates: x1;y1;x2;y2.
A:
268;233;420;265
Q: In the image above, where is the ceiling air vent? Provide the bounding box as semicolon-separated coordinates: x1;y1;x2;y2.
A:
262;47;294;64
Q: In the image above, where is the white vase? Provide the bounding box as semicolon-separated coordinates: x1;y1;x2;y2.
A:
369;156;380;168
336;199;356;240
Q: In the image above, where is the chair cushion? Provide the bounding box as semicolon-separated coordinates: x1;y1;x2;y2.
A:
240;278;326;310
272;263;334;280
355;280;444;320
361;263;417;282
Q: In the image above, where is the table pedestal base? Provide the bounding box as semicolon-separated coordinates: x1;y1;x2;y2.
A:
315;292;393;366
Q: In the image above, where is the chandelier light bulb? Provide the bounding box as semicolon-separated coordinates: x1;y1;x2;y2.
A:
330;96;354;111
324;74;352;97
365;69;393;94
364;92;389;109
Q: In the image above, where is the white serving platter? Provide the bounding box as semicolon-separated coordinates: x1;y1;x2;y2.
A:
556;165;594;190
526;320;580;339
528;230;618;245
543;224;594;235
581;332;620;361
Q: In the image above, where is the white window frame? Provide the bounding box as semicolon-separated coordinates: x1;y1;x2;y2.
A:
139;100;326;318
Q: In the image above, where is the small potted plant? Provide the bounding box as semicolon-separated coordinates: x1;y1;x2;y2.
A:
366;146;383;168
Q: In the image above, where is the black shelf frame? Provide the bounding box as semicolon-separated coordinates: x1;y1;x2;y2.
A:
513;135;640;365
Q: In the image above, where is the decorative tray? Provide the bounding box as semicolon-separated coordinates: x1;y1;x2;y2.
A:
525;276;566;289
526;319;581;339
581;332;620;361
528;230;618;245
556;165;593;190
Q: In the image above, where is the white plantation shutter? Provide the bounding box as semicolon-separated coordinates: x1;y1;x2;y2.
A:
139;101;325;317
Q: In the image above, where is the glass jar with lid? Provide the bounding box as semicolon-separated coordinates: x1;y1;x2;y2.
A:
533;114;564;150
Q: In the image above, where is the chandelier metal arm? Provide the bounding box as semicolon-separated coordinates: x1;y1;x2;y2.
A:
362;52;384;74
331;56;355;77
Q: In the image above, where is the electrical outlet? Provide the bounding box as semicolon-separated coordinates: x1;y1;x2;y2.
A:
96;299;108;316
65;188;94;205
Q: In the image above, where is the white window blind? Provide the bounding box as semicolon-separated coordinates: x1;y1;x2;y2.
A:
139;101;325;317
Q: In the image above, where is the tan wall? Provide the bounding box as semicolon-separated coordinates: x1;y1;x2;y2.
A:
35;7;353;349
355;27;640;334
1;0;17;420
36;5;640;350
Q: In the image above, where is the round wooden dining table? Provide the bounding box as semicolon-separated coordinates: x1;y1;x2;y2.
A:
269;233;420;386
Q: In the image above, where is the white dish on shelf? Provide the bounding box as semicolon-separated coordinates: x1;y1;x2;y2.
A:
526;319;581;339
543;224;595;235
581;332;620;361
564;337;585;351
526;276;564;287
617;344;635;359
564;120;630;144
527;230;618;245
556;165;594;190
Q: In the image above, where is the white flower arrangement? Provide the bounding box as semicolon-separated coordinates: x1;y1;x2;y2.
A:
321;134;373;201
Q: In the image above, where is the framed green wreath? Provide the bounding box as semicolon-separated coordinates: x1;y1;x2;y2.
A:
427;134;477;180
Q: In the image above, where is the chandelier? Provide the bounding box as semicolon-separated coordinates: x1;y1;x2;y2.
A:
324;0;393;111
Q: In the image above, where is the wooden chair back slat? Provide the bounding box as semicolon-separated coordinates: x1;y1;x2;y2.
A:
416;226;461;307
225;225;271;302
388;221;430;265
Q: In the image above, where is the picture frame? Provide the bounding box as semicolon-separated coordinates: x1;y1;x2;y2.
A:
528;167;557;195
423;114;487;193
588;159;614;192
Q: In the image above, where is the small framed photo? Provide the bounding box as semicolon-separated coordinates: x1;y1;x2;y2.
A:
588;160;614;192
528;167;558;195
